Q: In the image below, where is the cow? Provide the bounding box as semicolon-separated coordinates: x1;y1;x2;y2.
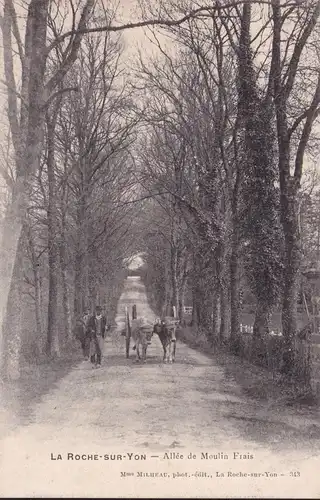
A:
130;317;154;363
153;316;179;363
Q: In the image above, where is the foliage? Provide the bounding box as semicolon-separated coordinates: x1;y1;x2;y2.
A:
241;97;284;311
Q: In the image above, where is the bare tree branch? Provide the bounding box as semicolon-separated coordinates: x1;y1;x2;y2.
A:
46;1;298;54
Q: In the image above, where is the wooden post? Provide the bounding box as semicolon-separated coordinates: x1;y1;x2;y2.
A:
173;305;177;318
125;306;131;358
132;304;137;320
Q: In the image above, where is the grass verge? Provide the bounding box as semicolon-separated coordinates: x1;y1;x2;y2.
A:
179;324;320;410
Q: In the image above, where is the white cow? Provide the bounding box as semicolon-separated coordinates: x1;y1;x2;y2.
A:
130;317;154;362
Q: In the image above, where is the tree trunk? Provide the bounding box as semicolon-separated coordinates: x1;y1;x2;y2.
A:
177;290;184;323
220;282;230;342
34;262;43;353
230;225;241;344
47;212;60;359
281;185;301;375
252;301;271;366
163;283;169;317
191;288;199;327
191;256;200;327
60;247;72;342
170;243;179;315
163;260;171;316
74;235;82;317
82;227;89;312
31;250;43;354
59;190;73;341
46;115;60;358
74;198;86;315
26;221;43;354
253;303;271;336
1;226;26;380
217;240;230;342
211;279;220;344
74;170;89;316
178;261;188;321
88;277;96;312
0;181;27;379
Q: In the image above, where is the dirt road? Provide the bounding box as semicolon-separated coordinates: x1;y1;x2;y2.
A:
0;277;319;498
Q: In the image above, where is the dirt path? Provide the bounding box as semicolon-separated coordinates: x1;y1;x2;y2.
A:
0;277;319;498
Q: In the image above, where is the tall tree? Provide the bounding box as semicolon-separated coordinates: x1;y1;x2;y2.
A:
237;3;282;361
269;0;320;375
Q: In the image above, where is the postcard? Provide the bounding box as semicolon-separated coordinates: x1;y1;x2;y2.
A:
0;0;319;497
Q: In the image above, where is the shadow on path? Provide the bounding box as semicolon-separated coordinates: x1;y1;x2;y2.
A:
1;349;84;427
190;346;320;452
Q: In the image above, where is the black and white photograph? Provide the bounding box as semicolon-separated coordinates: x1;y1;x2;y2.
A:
0;0;320;497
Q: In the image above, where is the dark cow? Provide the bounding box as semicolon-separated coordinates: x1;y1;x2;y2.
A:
153;316;179;363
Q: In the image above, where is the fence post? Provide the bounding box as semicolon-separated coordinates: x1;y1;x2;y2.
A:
125;306;131;358
132;304;137;320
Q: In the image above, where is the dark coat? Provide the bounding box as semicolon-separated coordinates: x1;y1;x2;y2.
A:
86;315;107;339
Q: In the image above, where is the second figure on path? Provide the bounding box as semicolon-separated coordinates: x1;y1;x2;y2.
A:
86;305;108;368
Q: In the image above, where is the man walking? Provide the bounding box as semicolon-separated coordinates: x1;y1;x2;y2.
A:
86;306;107;368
